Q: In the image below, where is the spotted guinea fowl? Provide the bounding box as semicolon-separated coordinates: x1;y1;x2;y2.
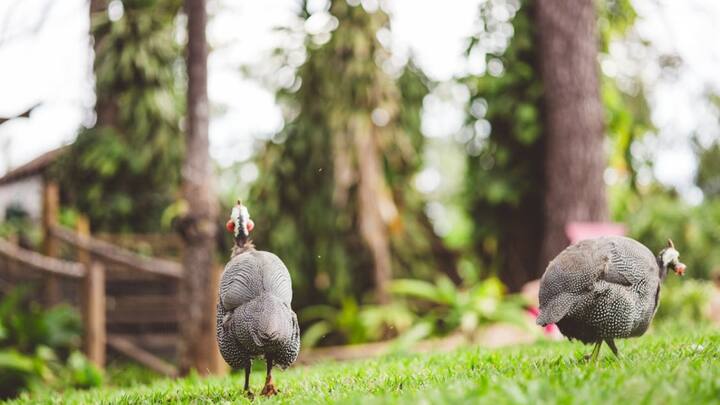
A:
536;237;685;361
216;201;300;397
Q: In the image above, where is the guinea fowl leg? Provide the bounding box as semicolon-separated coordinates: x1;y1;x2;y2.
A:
243;362;254;399
605;339;620;358
588;341;602;363
260;357;279;396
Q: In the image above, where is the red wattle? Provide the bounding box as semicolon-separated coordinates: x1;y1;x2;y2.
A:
247;219;255;232
226;219;235;233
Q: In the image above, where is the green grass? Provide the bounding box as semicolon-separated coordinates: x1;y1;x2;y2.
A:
9;324;720;404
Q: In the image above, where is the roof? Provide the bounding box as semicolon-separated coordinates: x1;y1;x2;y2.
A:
0;147;66;185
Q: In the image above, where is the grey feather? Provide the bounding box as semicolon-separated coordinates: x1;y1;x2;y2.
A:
219;250;293;310
537;236;664;344
216;248;300;371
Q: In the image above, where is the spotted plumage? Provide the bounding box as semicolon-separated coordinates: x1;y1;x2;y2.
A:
217;202;300;396
537;236;685;360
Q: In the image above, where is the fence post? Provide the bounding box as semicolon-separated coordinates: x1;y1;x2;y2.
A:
75;215;91;265
83;261;106;367
42;180;61;305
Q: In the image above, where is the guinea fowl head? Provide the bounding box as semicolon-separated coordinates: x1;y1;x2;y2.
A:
658;239;686;278
226;200;255;249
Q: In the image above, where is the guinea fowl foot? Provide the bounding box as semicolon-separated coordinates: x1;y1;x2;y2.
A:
244;390;255;400
584;341;602;363
261;382;278;396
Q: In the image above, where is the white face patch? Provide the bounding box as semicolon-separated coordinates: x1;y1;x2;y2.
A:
661;248;679;267
230;204;251;237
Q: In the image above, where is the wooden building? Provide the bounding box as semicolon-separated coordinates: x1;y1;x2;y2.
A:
0;148;65;221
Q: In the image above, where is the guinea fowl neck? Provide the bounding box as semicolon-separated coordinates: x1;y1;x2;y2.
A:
232;237;255;257
656;256;669;281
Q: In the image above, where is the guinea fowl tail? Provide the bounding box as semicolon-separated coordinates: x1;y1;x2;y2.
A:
253;294;295;346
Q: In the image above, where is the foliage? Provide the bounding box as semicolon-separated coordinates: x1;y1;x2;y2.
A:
617;188;720;280
300;299;416;348
104;362;162;388
53;0;184;232
0;205;42;249
599;0;654;190
462;0;544;286
655;278;714;325
9;325;720;404
601;75;653;189
694;138;720;199
0;288;102;399
299;276;528;348
390;277;528;339
250;1;450;308
461;0;652;287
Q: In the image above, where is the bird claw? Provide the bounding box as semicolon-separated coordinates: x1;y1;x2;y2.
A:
244;390;255;400
261;383;279;396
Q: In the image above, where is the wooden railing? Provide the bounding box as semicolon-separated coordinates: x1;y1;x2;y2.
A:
0;238;106;366
50;225;182;279
0;181;193;376
47;224;182;377
4;179;225;376
0;238;84;277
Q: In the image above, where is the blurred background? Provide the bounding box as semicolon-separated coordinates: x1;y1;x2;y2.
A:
0;0;719;399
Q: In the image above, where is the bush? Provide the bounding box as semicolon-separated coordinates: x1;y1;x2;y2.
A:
299;277;528;349
655;278;714;326
390;276;528;341
617;189;720;280
0;288;102;399
0;205;42;250
300;299;417;348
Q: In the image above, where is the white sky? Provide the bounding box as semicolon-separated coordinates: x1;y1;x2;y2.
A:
0;0;718;198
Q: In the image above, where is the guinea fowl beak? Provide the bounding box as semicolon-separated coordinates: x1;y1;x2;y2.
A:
674;263;686;276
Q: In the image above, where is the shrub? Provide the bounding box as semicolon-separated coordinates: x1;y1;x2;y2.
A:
0;288;102;399
617;189;720;280
390;276;528;340
655;278;714;326
300;299;417;348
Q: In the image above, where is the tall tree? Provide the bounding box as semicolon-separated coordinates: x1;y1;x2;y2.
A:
535;0;608;268
177;0;217;375
464;0;648;290
55;0;184;232
464;0;545;291
250;1;457;308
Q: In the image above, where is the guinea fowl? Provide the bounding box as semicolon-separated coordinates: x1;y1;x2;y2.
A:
537;237;685;361
216;201;300;397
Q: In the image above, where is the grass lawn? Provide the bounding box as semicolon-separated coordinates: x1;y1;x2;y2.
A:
9;323;720;404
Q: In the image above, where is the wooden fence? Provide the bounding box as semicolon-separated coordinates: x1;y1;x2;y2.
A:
0;238;105;366
51;223;183;376
0;182;225;376
0;226;185;376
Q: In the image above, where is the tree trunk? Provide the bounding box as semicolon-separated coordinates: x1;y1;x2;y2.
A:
354;121;393;304
501;196;544;291
535;0;608;271
89;0;117;128
178;0;218;376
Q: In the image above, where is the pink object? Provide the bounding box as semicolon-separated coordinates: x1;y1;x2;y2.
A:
565;222;626;244
527;306;559;336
